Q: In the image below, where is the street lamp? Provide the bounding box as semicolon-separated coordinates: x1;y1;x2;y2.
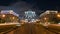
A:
57;14;60;17
2;14;5;18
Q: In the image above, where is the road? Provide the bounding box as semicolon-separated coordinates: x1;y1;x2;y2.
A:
7;23;60;34
0;23;20;34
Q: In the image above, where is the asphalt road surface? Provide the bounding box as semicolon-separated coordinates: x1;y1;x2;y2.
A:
7;23;60;34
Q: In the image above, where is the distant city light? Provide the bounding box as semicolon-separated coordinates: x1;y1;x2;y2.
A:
31;19;36;22
24;19;28;22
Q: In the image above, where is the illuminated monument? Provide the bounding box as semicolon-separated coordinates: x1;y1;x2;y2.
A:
24;10;36;22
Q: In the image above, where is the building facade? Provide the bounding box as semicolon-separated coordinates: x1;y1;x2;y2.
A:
39;10;58;24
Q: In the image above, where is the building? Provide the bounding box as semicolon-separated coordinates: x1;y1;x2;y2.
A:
0;10;20;23
39;10;58;24
40;10;58;17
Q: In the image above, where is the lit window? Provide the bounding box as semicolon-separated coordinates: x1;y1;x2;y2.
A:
44;17;47;20
12;17;15;19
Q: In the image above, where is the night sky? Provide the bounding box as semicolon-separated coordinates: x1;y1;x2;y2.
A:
0;0;60;16
0;0;60;10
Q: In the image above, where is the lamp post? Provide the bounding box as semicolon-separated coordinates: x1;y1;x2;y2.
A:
57;13;60;18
